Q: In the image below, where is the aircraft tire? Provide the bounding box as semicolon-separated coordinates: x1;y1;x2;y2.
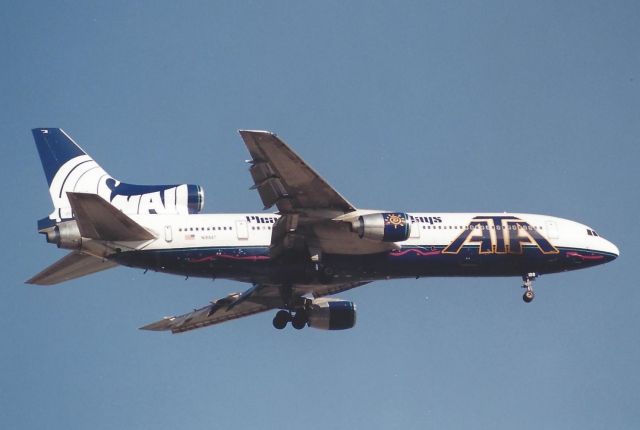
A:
523;290;535;303
291;311;308;330
273;310;290;329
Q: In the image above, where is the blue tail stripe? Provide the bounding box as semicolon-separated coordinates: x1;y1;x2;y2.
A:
32;128;86;186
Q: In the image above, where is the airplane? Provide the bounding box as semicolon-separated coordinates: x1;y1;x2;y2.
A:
27;128;619;333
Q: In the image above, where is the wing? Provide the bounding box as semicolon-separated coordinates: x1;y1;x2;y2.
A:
140;284;281;334
26;251;118;285
239;130;355;214
239;130;395;257
140;281;369;334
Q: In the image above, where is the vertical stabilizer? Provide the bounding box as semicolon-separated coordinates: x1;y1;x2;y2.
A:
32;128;206;230
33;128;111;222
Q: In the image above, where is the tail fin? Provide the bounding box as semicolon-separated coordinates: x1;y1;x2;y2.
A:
32;128;205;230
33;128;111;222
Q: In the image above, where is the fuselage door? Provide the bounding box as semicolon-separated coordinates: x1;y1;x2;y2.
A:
236;220;249;240
545;220;559;240
164;225;173;242
410;220;420;239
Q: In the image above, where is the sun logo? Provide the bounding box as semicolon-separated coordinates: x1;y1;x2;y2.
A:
385;213;406;229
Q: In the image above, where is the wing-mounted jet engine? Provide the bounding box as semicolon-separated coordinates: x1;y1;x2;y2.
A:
351;212;412;242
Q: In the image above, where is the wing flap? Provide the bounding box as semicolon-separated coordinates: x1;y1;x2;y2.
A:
26;251;118;285
67;192;155;241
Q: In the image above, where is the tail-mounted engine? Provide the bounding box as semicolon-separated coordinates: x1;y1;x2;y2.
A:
103;182;205;215
45;220;82;250
352;212;411;242
307;298;357;330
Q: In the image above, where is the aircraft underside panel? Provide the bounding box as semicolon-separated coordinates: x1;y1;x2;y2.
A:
111;244;617;285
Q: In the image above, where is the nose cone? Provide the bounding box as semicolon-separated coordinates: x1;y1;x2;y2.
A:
601;238;619;261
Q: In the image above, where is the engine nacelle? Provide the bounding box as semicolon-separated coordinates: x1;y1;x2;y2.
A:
352;212;411;242
104;182;205;215
187;184;205;214
46;220;82;250
307;298;356;330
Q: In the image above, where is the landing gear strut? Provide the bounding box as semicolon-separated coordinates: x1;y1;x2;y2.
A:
521;272;538;303
272;284;311;330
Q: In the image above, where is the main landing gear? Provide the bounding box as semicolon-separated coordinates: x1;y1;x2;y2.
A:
272;284;310;330
521;272;538;303
272;309;309;330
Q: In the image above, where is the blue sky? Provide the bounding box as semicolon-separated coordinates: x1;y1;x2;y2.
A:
2;1;639;429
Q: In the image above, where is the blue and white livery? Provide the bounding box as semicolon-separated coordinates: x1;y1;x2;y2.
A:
27;129;619;333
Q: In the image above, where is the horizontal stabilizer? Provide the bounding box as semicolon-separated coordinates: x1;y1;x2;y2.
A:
26;251;118;285
67;192;155;241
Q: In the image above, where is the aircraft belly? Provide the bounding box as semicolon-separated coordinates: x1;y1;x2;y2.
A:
324;245;615;278
112;244;615;284
112;246;273;281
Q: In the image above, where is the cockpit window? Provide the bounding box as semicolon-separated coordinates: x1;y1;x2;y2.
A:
587;229;599;237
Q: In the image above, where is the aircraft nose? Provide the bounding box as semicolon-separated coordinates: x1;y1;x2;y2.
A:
602;238;619;260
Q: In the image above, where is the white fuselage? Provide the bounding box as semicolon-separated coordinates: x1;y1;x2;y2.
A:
111;212;618;257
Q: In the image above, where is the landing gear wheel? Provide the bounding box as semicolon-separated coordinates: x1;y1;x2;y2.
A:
521;272;538;303
523;290;535;303
291;311;308;330
272;310;290;329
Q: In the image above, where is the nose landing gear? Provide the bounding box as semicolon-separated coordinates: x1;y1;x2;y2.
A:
521;272;538;303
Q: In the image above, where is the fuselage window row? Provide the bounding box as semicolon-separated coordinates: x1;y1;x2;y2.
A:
175;225;273;234
419;225;543;231
177;226;235;232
